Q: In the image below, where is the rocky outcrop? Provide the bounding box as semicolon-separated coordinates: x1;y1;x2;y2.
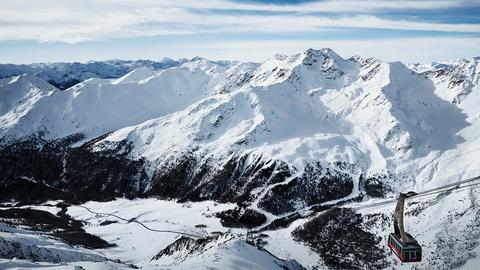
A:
151;236;214;261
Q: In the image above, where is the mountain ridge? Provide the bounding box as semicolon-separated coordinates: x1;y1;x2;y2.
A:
1;48;480;269
0;48;478;205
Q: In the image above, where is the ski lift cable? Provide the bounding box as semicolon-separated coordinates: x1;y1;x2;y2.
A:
421;146;480;170
413;181;480;199
429;146;480;164
411;181;480;200
348;176;480;210
413;175;480;196
355;181;480;210
346;186;473;212
68;204;204;238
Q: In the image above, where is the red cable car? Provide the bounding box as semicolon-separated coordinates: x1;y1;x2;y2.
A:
387;192;422;262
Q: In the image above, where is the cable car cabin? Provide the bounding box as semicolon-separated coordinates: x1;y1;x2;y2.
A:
387;192;422;263
388;233;422;262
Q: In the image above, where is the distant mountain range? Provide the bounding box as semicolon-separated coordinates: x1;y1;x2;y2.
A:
0;58;188;89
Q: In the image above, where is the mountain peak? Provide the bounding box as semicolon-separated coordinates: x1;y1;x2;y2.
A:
190;56;207;62
298;48;350;70
302;48;343;64
2;73;57;92
303;47;337;56
249;48;353;87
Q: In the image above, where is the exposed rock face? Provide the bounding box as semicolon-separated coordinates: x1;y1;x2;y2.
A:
151;236;214;261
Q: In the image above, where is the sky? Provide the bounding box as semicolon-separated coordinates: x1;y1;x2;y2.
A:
0;0;479;64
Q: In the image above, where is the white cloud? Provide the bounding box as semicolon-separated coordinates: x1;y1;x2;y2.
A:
75;0;479;13
0;0;479;43
187;37;480;63
1;36;478;64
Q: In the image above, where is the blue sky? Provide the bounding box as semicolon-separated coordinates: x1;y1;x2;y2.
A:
0;0;479;64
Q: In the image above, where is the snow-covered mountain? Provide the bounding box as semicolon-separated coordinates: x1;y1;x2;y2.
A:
0;58;257;140
0;58;188;90
0;48;479;269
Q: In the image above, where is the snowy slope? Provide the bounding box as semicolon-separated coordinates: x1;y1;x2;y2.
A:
0;200;304;270
66;199;301;270
24;188;475;270
96;49;479;193
1;48;480;269
0;75;57;137
0;222;134;270
0;48;478;206
355;185;480;270
1;48;479;208
0;59;256;141
409;57;480;104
